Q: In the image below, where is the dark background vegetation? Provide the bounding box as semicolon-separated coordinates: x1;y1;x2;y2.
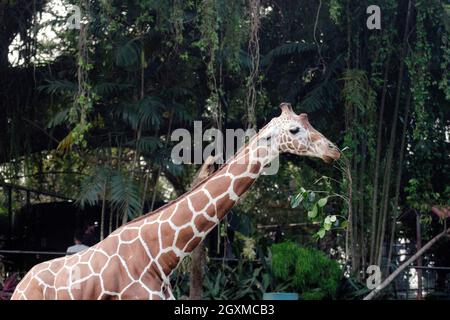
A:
0;0;449;299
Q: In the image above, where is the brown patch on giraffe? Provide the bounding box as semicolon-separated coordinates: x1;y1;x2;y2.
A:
54;267;70;288
118;240;150;279
194;214;215;232
101;236;120;256
35;269;55;284
176;226;194;249
158;251;180;275
228;162;248;176
206;176;232;198
215;194;236;219
100;255;132;293
151;293;163;300
90;251;109;273
19;278;44;299
171;199;191;227
159;206;175;221
120;228;139;242
55;288;71;299
164;289;173;299
248;161;261;174
72;263;91;278
140;263;165;290
255;146;268;159
190;191;209;212
160;222;175;249
140;222;159;257
79;249;94;263
145;221;160;240
99;293;120;300
205;203;217;217
310;131;322;142
120;282;150;299
185;236;202;253
44;286;56;300
233;176;255;196
79;275;102;299
66;253;82;267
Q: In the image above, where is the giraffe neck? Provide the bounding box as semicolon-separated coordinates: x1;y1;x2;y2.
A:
142;126;279;279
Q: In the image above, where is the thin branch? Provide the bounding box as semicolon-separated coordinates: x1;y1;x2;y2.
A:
364;227;450;300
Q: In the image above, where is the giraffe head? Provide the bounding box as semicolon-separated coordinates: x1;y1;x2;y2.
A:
265;102;340;163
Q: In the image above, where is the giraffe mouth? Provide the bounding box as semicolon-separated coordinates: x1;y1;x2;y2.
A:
323;156;335;164
322;150;340;164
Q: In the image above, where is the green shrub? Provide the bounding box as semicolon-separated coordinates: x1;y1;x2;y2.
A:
271;242;342;300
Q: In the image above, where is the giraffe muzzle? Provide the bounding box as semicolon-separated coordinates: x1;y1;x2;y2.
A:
322;146;341;163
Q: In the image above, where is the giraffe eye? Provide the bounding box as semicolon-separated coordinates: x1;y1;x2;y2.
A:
289;127;300;135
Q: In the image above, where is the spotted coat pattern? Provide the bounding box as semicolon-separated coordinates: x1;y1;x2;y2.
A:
11;103;340;300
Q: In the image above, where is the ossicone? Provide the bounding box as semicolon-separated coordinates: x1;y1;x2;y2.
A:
279;102;293;114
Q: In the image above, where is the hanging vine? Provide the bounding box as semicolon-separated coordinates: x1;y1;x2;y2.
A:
58;0;94;152
245;0;260;129
438;5;450;101
406;1;432;142
196;0;221;130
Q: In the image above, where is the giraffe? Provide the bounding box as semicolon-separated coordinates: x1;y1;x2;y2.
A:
11;103;340;300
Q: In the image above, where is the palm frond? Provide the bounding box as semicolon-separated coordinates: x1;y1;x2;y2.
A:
299;80;338;112
341;69;373;111
260;42;316;67
110;171;142;220
113;103;140;130
77;166;110;208
47;107;70;128
127;136;163;153
151;147;184;177
113;96;163;130
38;80;78;95
171;101;194;123
137;96;163;129
298;54;344;112
115;38;141;68
92;82;132;96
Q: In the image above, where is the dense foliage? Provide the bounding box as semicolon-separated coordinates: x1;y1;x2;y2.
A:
271;242;341;299
0;0;449;299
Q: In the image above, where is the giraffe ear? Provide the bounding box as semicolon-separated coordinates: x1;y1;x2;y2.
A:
280;102;293;114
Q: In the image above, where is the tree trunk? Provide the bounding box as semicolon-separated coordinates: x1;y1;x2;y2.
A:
370;57;390;265
100;181;107;240
189;243;205;300
150;111;174;212
386;93;411;274
109;207;113;235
